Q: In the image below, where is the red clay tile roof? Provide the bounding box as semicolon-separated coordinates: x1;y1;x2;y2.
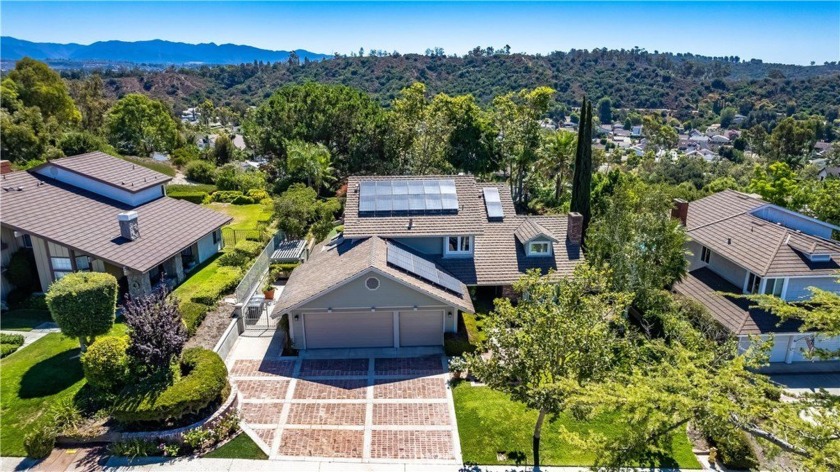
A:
0;170;230;273
686;190;840;277
40;152;172;192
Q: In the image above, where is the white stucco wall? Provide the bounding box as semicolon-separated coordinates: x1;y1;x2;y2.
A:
35;165;164;206
196;231;222;264
707;251;748;288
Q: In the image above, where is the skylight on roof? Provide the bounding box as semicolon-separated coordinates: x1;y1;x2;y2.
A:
359;179;458;216
483;187;504;219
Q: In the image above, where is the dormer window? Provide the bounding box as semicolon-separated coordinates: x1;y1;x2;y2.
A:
444;236;472;257
807;253;831;262
528;241;552;257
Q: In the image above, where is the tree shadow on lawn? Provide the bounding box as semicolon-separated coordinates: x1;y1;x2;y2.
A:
19;348;83;399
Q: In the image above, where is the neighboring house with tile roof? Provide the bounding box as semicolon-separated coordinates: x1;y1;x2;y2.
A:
672;190;840;364
0;153;231;301
273;175;584;350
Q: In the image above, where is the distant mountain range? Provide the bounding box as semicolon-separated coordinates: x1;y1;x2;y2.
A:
1;37;329;65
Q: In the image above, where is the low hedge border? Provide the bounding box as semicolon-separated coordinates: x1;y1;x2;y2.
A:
180;302;212;336
190;267;243;305
168;191;208;204
110;348;230;425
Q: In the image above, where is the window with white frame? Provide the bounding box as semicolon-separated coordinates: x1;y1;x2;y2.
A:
444;236;472;256
528;241;552;256
763;278;784;297
48;241;73;281
701;246;711;264
746;272;762;294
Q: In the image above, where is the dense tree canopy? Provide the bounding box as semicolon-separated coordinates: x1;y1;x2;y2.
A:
106;93;179;155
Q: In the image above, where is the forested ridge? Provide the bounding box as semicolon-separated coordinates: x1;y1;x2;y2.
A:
67;48;840;118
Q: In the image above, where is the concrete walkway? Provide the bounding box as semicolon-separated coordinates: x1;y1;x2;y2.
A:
1;322;60;350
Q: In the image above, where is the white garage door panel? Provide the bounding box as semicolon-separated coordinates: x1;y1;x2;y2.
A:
399;310;443;347
305;312;394;349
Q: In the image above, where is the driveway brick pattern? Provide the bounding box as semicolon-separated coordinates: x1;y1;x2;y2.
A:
230;355;460;464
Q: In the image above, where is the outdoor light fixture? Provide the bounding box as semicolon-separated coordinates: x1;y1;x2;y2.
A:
413;306;417;311
327;308;332;313
371;307;376;312
447;312;453;318
294;314;299;321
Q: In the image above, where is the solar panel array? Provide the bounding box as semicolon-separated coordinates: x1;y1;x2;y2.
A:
359;179;459;215
386;243;463;295
483;187;504;219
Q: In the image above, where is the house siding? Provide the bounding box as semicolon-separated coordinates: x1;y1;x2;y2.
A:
196;231;221;264
295;271;453;312
686;241;704;271
30;235;53;292
35;164;164;207
1;227;22;299
707;251;747;289
391;237;444;255
785;276;840;301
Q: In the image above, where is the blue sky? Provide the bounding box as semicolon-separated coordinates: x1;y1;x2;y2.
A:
2;1;839;65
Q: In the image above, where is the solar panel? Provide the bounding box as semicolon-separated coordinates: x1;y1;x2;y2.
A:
359;179;459;216
386;243;463;295
483;187;504;219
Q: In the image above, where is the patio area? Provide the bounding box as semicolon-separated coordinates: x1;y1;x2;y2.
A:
225;333;462;465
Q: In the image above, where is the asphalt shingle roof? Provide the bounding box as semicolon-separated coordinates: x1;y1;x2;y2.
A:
40;152;172;192
0;170;231;273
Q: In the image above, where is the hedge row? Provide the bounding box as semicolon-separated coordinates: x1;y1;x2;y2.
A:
166;184;217;194
180;302;212;336
1;333;25;358
190;267;243;305
207;189;271;205
168;191;208;204
111;347;229;424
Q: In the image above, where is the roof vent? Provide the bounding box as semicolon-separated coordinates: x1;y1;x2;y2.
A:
118;211;140;241
727;238;732;245
407;218;413;230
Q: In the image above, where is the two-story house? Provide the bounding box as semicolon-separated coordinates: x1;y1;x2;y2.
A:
272;175;584;350
0;152;232;302
673;190;840;364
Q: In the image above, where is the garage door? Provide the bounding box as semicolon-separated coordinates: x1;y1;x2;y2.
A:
399;310;443;347
304;312;394;349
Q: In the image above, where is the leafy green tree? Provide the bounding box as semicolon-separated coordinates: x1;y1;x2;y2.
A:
46;272;118;352
70;74;110;131
57;131;112;156
106;94;178;155
286;140;336;195
213;133;235;165
389;83;454;175
719;106;737;128
586;181;689;309
768;117;816;167
0;106;53;162
597;97;613;123
198;99;215;126
460;266;632;471
570;96;593;234
493;86;555;205
274;184;340;240
805;179;840;227
748;162;799;205
6;57;80;124
538;130;576;201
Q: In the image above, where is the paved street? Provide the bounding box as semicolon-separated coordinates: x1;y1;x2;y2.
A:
770;372;840;397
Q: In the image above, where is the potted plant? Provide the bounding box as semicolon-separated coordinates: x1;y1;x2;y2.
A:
263;282;275;300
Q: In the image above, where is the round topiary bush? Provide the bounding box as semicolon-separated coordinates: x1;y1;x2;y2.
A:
81;336;130;392
45;272;118;351
110;347;229;425
23;425;55;459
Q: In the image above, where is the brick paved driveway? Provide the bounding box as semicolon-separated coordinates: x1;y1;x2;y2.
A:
230;354;461;464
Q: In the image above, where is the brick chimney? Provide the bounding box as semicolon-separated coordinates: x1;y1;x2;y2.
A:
567;212;583;245
0;160;12;175
671;199;689;226
118;211;140;241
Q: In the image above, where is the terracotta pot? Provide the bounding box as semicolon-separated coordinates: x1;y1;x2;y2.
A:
263;289;275;300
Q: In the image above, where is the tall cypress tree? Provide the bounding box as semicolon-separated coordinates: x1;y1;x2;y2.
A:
570;96;593;241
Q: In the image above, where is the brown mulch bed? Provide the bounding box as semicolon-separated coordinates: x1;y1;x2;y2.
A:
186;302;236;351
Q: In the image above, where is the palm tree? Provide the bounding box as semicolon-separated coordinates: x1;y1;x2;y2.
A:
286;140;336;195
539;130;576;201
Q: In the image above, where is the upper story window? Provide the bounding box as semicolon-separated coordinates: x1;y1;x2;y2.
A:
444;236;472;257
701;246;711;264
763;278;784;297
528;241;552;257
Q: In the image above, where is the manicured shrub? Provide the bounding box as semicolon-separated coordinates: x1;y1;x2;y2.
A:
234;240;263;257
14;293;48;311
166;183;217;194
6;249;37;293
444;334;476;357
209;190;244;203
1;344;21;358
231;194;256;205
124;287;187;375
0;333;25;345
180;302;211;336
168;191;208;204
23;425;55;459
218;251;250;267
270;262;300;280
184;160;216;184
190;267;243;305
246;189;269;201
111;348;229;424
81;335;130;392
45;272;118;351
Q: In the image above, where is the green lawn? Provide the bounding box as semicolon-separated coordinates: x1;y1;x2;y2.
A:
204;433;268;460
453;382;700;469
207;203;273;230
171;254;224;304
0;310;53;331
0;323;127;456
